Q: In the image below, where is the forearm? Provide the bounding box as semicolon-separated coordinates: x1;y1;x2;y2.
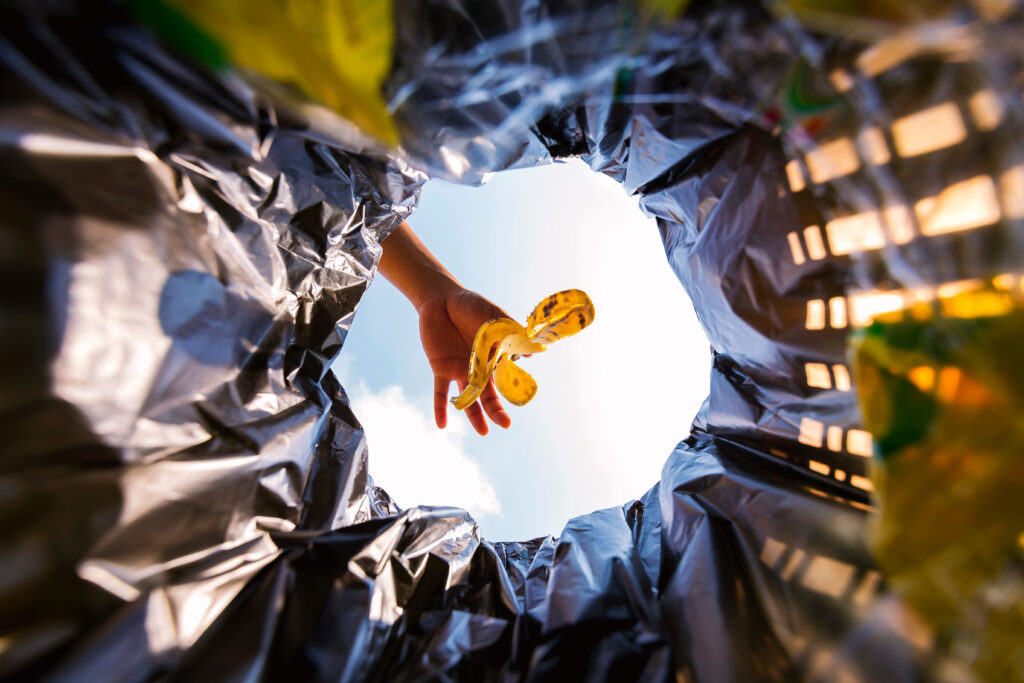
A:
378;221;462;310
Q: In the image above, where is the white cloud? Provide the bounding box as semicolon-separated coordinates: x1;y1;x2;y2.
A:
348;383;502;519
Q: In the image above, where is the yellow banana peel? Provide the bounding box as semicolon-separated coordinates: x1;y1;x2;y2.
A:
452;289;595;410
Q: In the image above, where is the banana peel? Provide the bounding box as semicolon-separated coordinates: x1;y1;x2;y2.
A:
452;289;595;410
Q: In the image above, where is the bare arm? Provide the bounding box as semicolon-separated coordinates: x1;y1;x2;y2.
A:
378;221;513;435
378;221;462;310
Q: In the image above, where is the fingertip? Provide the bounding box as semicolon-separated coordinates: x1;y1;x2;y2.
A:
434;400;448;429
465;401;489;436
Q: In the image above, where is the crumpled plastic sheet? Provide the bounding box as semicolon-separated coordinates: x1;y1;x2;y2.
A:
2;0;1022;680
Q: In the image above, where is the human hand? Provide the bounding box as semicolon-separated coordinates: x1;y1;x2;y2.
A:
416;287;514;435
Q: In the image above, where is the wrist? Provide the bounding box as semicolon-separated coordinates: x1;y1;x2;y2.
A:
378;221;463;312
410;273;463;313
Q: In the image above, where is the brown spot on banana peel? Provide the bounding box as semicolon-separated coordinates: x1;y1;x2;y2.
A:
494;355;537;406
526;289;595;338
451;291;594;411
451;318;541;410
531;298;594;346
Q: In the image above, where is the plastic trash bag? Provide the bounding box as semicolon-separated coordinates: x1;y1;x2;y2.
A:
1;0;1021;680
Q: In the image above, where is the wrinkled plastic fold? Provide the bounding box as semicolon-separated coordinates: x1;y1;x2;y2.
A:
2;0;1022;680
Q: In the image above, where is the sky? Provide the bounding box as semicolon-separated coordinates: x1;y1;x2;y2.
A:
335;158;712;542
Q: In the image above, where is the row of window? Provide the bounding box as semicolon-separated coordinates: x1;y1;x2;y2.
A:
806;274;1022;331
804;362;851;391
787;90;1003;195
786;169;1016;266
760;535;881;604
